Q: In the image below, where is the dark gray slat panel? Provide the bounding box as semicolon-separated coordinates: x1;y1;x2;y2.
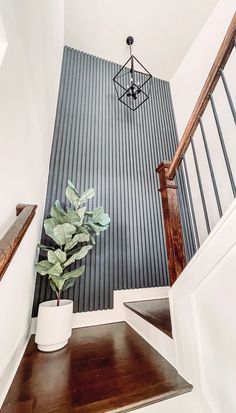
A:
160;90;193;261
164;83;196;261
139;100;158;286
143;92;166;286
73;53;86;311
153;80;173;284
155;80;196;263
127;112;146;288
77;50;166;292
148;82;169;284
34;48;69;311
151;80;171;284
144;95;167;285
78;52;92;312
32;47;193;316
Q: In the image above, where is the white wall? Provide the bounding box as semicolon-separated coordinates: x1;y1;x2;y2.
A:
0;0;64;405
170;1;236;244
170;199;236;413
65;0;217;80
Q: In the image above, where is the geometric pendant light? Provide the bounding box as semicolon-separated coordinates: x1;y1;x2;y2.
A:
113;36;152;111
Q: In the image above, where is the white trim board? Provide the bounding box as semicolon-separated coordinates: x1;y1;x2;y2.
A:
31;287;170;333
0;323;31;407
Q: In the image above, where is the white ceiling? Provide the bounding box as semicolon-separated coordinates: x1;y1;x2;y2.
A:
65;0;218;81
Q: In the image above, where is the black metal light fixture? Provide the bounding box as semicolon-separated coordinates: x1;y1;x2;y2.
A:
113;36;152;111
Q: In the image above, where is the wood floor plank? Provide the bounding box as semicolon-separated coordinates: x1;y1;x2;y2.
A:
3;322;190;413
0;400;33;413
124;298;173;337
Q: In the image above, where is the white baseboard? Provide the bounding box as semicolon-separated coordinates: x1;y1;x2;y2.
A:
31;287;170;333
125;306;176;368
0;323;31;407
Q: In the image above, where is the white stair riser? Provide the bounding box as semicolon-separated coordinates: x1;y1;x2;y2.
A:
125;307;176;368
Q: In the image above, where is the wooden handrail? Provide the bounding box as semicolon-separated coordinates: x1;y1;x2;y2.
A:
0;204;37;280
168;12;236;180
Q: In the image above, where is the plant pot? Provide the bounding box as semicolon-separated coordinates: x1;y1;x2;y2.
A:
35;299;73;352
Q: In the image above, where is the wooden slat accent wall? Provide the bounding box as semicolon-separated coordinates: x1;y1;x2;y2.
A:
32;47;195;316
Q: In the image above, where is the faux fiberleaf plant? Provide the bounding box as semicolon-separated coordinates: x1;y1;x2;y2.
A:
35;181;110;306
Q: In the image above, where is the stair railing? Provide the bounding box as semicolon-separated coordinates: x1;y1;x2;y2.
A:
0;204;37;280
157;13;236;285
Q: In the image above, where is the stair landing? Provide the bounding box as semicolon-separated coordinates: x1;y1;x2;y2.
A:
124;298;172;338
3;322;190;413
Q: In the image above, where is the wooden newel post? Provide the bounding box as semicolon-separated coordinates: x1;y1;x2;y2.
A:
156;162;186;285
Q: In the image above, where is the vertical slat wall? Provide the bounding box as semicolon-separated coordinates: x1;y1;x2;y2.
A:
32;47;195;316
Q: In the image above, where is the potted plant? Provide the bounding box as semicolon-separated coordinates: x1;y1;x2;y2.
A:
35;181;110;352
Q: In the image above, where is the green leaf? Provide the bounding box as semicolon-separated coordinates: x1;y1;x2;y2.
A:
79;224;96;245
90;235;96;245
62;265;85;280
66;186;80;209
77;207;86;220
44;218;59;244
55;200;65;214
64;245;92;268
50;275;65;292
47;250;58;264
80;188;95;204
87;222;101;235
47;262;63;276
48;249;67;264
97;213;111;226
61;278;77;292
64;233;90;252
67;180;78;191
64;209;83;226
35;260;52;275
53;223;76;246
50;206;66;224
49;279;58;293
54;249;67;263
91;208;104;222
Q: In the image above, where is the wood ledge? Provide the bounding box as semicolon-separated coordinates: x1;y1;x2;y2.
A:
0;204;37;280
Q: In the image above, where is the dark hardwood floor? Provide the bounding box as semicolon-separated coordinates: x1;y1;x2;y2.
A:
124;299;173;338
3;322;191;413
1;400;33;413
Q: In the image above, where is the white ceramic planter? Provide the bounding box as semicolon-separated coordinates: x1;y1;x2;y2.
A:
35;299;73;352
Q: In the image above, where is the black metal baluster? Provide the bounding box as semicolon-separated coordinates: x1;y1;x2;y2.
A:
219;69;236;124
183;157;200;249
191;139;211;235
210;94;236;197
199;117;223;217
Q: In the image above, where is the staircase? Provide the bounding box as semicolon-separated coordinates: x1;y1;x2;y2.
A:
2;314;192;413
124;298;176;367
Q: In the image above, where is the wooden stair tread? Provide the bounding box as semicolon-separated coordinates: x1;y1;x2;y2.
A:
124;298;173;338
1;400;33;413
3;322;190;413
